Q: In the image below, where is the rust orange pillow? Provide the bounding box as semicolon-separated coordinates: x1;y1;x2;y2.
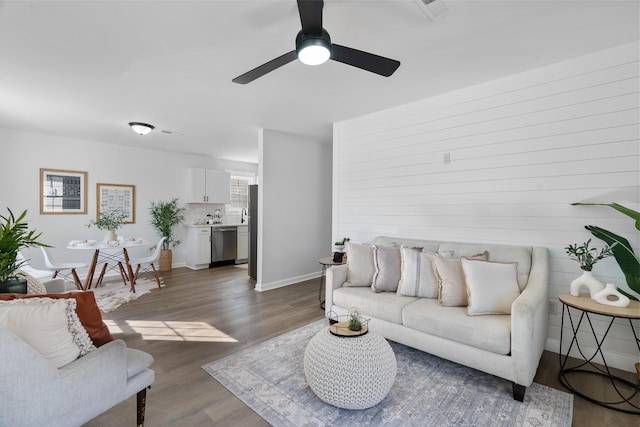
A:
0;291;113;347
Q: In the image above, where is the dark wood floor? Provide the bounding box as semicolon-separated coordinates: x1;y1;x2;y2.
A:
84;266;638;427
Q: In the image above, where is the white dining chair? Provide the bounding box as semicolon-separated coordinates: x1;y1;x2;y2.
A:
40;247;87;291
126;237;166;291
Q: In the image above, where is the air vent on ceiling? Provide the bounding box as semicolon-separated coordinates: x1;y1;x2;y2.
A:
414;0;454;21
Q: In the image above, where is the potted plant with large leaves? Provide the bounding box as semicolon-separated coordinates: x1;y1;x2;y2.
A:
572;202;640;301
0;209;50;293
149;198;185;272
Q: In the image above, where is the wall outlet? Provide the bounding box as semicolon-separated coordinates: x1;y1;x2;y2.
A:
548;298;562;316
443;152;451;165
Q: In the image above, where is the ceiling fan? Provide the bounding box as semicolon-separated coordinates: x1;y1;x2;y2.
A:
232;0;401;84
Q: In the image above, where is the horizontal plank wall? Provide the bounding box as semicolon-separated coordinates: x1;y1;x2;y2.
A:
333;42;639;371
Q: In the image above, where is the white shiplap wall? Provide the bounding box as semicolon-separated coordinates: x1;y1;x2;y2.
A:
333;42;639;371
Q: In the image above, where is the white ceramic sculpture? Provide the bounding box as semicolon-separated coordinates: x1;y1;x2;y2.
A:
593;283;631;308
569;271;605;299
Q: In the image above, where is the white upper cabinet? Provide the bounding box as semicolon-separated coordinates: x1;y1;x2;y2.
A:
186;168;231;204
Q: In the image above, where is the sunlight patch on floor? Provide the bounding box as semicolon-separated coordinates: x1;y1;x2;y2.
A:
103;319;238;342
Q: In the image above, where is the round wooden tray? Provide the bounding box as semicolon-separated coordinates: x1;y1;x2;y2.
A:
329;321;369;337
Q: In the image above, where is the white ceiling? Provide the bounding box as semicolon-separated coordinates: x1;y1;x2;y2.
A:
1;0;638;163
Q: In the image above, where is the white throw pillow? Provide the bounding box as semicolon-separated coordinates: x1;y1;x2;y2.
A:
462;258;521;316
345;242;375;287
0;298;95;367
397;247;442;298
371;245;401;292
430;252;489;307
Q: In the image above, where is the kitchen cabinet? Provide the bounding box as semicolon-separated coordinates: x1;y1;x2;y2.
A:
236;225;248;262
186;168;230;204
185;227;211;269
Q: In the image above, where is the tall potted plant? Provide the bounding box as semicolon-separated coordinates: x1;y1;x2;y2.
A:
149;198;185;272
0;209;50;293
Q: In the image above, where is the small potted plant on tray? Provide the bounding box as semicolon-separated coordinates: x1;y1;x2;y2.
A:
565;239;615;298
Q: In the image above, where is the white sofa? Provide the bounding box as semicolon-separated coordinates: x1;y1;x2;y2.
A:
325;236;549;401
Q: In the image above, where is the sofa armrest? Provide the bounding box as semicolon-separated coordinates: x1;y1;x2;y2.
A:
0;330;129;426
510;246;549;386
325;264;348;315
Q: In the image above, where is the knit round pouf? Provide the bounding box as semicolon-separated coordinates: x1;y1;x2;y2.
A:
303;328;397;410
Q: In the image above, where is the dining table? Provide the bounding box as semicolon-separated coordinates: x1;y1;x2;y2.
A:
67;238;150;292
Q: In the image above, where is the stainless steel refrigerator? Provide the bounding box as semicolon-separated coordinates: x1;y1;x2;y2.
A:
248;184;258;279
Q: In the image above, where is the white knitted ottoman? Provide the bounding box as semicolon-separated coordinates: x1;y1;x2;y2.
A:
303;328;397;410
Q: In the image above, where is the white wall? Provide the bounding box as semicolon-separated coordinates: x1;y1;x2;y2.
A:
257;129;332;291
0;127;257;271
333;42;639;371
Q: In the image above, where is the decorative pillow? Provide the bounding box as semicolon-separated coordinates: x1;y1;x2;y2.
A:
344;242;375;287
16;269;47;294
397;247;447;298
0;292;113;347
371;245;401;292
462;259;521;315
430;251;489;307
0;298;95;368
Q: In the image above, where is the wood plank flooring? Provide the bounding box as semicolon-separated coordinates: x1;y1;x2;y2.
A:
84;266;638;427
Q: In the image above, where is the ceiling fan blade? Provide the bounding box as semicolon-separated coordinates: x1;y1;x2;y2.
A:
331;44;400;77
297;0;323;34
232;50;298;84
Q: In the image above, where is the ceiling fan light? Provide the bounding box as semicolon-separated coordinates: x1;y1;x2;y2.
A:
129;122;154;135
298;44;330;66
296;31;331;66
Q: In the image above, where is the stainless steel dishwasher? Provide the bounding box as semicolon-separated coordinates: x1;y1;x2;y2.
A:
210;226;237;266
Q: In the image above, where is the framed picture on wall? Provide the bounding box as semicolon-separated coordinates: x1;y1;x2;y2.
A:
96;183;135;224
40;168;88;214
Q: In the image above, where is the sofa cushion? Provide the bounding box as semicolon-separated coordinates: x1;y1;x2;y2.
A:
397;247;441;298
438;243;532;290
371;245;401;292
462;259;521;315
0;298;95;367
333;287;418;324
344;242;375;287
430;252;488;307
402;298;512;355
0;292;114;347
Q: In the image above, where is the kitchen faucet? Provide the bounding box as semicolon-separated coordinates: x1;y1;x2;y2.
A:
241;208;247;223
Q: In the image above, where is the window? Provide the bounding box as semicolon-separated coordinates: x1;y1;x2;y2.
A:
229;175;252;210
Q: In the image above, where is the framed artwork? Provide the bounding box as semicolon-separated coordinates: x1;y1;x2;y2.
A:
40;168;88;214
96;183;136;224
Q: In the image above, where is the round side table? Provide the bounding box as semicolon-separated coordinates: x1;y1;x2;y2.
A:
318;256;345;310
558;293;640;414
303;327;397;410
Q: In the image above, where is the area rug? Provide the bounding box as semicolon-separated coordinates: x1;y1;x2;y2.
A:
203;320;573;427
91;278;163;313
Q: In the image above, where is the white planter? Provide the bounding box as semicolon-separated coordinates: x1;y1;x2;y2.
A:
569;271;605;299
593;283;630;308
104;230;118;243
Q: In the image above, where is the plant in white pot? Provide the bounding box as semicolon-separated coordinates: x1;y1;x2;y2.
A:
87;208;127;242
149;198;185;272
565;239;615;299
0;208;50;293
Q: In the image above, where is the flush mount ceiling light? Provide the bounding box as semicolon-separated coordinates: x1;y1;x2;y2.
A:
128;122;154;135
296;30;331;66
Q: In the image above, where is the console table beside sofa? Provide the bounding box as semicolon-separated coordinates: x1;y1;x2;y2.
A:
324;236;549;401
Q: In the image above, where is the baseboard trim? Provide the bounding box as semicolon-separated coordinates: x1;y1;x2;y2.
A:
545;337;636;373
255;271;321;292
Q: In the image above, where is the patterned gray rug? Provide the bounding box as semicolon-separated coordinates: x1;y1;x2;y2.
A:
202;320;573;426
